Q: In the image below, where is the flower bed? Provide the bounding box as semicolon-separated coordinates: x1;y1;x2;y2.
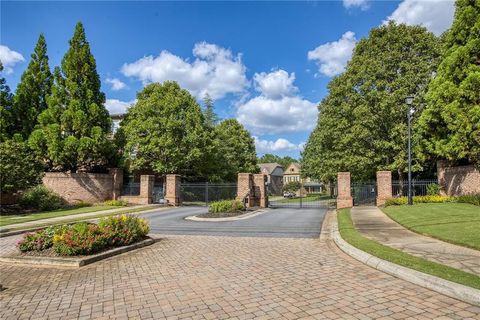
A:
16;215;150;256
384;194;480;206
198;200;246;218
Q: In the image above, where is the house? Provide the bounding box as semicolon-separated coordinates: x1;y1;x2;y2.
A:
283;163;323;195
258;163;284;195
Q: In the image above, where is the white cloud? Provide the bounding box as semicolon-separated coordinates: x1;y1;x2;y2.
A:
254;136;304;153
237;69;318;135
0;45;25;74
106;78;127;91
385;0;455;36
121;42;248;100
253;70;297;99
105;99;136;114
343;0;369;10
308;31;357;77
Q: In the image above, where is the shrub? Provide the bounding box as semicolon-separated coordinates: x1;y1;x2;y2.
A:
457;194;480;206
0;139;44;193
426;183;441;196
17;225;68;252
19;185;65;211
98;214;150;246
384;195;455;206
283;181;301;193
209;199;245;213
53;222;108;256
103;199;128;207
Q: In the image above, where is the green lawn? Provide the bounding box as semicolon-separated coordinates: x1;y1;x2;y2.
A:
0;205;120;227
337;208;480;289
382;203;480;250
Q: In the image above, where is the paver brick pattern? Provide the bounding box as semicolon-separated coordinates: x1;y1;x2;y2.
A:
1;234;479;319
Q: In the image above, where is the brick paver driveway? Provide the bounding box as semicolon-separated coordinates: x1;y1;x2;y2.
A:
1;211;479;319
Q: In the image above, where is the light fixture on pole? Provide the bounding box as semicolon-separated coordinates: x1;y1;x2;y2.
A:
405;95;414;205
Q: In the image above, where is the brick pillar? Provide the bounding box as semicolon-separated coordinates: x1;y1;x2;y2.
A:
376;171;392;206
140;175;154;204
110;168;123;200
165;174;181;206
237;173;254;208
337;172;353;209
253;173;268;208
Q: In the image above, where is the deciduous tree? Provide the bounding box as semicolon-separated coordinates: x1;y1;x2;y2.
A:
0;62;14;141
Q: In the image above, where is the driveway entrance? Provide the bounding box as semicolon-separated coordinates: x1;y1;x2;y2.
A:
140;206;326;238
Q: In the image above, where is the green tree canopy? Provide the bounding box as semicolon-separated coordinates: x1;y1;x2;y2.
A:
302;22;441;181
202;93;219;128
0;139;44;193
419;0;480;166
213;119;258;182
0;62;14;141
29;22;115;172
12;33;53;139
122;81;211;178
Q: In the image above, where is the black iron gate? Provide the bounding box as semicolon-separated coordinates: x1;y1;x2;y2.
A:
180;183;237;206
268;183;335;209
351;182;377;206
152;184;164;203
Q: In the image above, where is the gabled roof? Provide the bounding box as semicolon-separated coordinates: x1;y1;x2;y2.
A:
284;162;301;174
258;163;283;175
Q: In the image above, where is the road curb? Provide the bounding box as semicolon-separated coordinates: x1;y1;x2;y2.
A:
185;208;269;222
331;211;480;307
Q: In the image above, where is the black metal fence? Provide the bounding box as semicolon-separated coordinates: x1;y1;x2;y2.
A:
351;182;377;206
180;183;237;206
392;179;438;197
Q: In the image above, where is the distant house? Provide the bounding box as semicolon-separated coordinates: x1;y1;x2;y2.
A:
110;113;124;135
259;163;284;195
283;163;323;195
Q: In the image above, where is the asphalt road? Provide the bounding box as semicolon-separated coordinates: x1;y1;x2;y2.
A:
139;206;326;238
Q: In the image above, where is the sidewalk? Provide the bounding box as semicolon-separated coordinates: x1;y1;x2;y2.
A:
0;204;162;234
351;206;480;276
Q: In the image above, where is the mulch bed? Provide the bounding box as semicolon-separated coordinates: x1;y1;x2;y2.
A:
197;211;246;218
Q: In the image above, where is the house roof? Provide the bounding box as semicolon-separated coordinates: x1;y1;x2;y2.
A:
284;162;301;174
258;163;283;175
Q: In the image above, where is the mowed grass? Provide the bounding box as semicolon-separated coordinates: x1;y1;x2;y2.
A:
337;208;480;289
382;203;480;250
277;194;333;203
0;205;120;227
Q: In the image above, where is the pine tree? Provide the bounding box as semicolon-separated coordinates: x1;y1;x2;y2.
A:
30;22;115;172
419;0;480;166
12;33;52;139
202;93;219;128
0;62;14;141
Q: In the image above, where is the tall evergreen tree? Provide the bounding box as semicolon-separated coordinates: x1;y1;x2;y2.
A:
30;22;114;172
419;0;480;166
0;62;14;141
202;93;219;128
12;33;52;139
302;22;441;181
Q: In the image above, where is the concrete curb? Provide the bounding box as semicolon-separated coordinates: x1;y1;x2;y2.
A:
0;238;155;268
0;206;168;238
331;211;480;307
185;209;269;222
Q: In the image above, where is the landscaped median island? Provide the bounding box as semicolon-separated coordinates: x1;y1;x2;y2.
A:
336;208;480;290
197;199;246;218
3;215;152;266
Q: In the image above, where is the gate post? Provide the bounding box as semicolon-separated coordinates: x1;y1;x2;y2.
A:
140;175;154;204
165;174;181;206
337;172;353;209
253;173;268;208
376;171;392;206
237;173;254;208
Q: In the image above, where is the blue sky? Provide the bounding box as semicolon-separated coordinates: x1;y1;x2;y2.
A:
1;1;455;158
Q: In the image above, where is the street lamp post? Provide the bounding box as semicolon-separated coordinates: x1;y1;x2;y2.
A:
405;96;414;205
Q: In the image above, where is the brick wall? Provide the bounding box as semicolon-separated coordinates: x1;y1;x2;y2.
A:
437;161;480;196
43;169;123;203
237;173;268;208
336;172;353;209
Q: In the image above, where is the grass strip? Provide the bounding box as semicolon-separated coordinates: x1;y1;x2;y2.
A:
1;206;161;232
337;208;480;290
0;205;122;227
